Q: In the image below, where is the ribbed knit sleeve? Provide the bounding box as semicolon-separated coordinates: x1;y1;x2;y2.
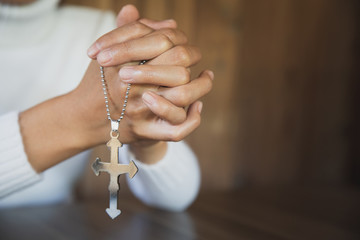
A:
0;112;41;198
119;141;201;211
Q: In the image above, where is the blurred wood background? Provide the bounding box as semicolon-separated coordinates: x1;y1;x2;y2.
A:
63;0;360;193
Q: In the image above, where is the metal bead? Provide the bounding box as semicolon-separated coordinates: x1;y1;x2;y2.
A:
100;65;132;123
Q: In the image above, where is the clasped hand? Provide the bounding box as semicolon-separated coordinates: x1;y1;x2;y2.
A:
76;5;213;152
19;5;213;171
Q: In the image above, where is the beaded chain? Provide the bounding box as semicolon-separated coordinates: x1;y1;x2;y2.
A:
100;60;147;125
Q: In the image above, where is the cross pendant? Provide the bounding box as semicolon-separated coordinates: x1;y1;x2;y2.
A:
92;132;138;219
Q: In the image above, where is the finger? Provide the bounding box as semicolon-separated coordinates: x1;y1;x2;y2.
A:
144;28;187;44
158;70;214;107
97;29;187;66
136;101;203;141
116;5;176;29
142;91;187;125
116;4;140;27
148;45;202;67
139;18;177;29
87;21;153;58
119;65;190;87
88;20;181;59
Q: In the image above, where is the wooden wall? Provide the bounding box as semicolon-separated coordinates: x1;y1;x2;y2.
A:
237;0;359;187
64;0;360;192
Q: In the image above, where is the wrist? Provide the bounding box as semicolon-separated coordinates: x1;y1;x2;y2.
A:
69;61;111;147
129;141;168;165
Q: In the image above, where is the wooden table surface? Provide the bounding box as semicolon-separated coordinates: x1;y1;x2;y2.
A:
1;187;359;240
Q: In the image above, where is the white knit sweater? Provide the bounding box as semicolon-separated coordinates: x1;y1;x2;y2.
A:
0;0;200;211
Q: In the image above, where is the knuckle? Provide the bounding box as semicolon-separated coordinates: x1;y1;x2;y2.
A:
160;28;177;42
120;41;132;57
128;21;147;34
175;46;191;65
179;67;191;85
162;28;188;44
158;34;173;51
174;88;189;106
158;103;171;118
167;113;201;141
167;128;183;142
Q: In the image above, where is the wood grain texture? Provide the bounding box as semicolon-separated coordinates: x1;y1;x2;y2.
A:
237;0;358;186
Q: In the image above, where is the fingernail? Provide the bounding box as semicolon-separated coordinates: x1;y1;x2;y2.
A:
87;43;99;57
208;70;214;80
119;66;137;82
164;19;177;27
198;102;203;114
98;50;113;64
164;18;175;23
142;92;156;105
119;5;126;14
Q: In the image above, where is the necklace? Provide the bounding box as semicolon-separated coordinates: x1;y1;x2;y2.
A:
91;61;146;219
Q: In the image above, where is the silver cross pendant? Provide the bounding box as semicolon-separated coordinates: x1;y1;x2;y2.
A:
92;131;138;219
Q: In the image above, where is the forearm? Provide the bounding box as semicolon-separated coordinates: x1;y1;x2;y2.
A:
19;90;104;172
18;84;167;172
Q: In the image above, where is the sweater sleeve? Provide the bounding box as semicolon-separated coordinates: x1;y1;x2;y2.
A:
118;141;201;211
0;112;41;198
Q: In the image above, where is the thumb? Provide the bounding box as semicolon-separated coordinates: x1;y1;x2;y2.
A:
116;4;140;27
